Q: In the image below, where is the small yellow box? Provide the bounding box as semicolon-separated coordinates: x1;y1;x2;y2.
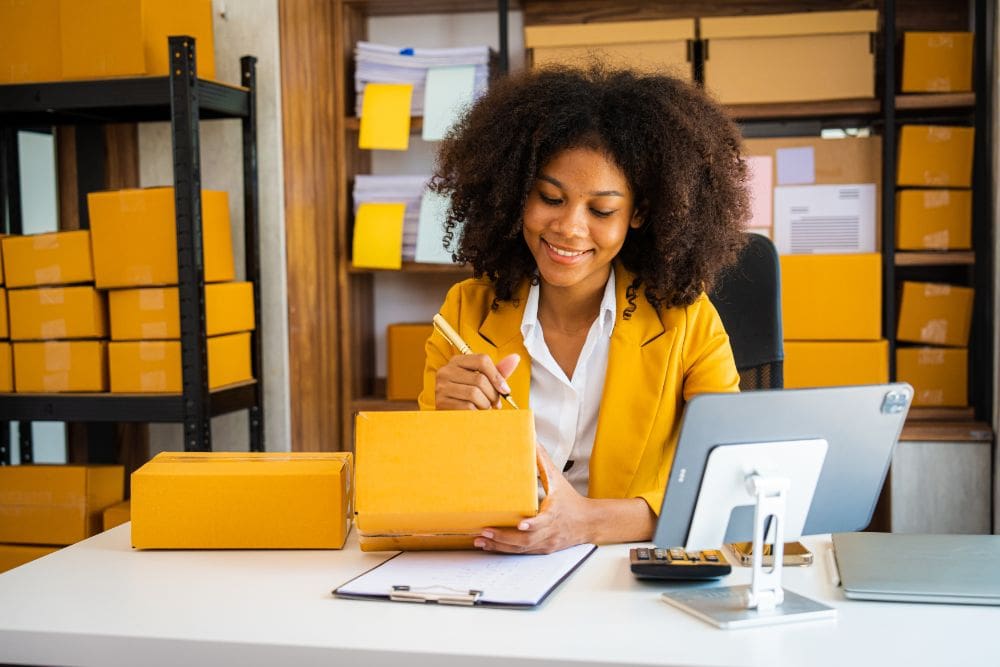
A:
783;340;888;389
8;286;107;341
896;189;972;250
13;341;108;392
108;332;251;392
0;288;7;338
88;188;234;288
0;342;11;392
897;281;974;347
0;544;61;574
109;281;255;340
901;32;973;93
780;254;882;341
0;0;61;84
386;323;432;401
0;230;94;288
355;410;538;551
0;233;5;284
0;464;124;545
897;125;975;188
102;499;131;531
131;452;353;549
897;347;968;407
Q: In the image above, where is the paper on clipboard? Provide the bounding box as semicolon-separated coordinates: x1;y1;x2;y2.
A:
774;184;876;254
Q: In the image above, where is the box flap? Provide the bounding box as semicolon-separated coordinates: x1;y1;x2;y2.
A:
525;18;695;48
134;451;351;477
701;10;877;40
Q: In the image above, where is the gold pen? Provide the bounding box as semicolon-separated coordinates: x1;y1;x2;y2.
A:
432;313;520;410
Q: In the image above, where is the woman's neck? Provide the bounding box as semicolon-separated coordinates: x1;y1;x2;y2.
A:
537;267;611;335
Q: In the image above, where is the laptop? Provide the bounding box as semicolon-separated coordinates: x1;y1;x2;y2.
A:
833;532;1000;606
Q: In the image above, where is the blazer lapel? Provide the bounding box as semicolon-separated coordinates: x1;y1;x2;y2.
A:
478;280;531;410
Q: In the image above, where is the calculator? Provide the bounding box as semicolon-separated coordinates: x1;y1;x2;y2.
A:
629;547;732;580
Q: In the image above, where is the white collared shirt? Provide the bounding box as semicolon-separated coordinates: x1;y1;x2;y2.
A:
520;271;616;496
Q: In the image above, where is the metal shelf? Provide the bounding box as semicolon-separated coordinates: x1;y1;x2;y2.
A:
348;261;470;274
895;251;975;266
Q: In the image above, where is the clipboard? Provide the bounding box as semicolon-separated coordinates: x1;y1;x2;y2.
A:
333;544;596;608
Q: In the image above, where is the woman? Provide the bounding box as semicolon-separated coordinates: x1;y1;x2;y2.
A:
417;65;749;554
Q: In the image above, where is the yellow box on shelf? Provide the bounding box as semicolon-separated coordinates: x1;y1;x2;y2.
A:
355;410;538;551
780;253;881;341
897;347;968;407
0;0;61;84
13;341;108;392
896;281;974;347
108;331;251;392
0;230;94;288
109;281;255;340
897;125;975;188
130;452;353;549
386;323;432;401
0;288;7;338
7;286;107;341
0;464;124;545
783;340;889;389
102;499;131;531
901;32;973;93
0;544;61;574
0;342;11;393
896;189;972;250
87;187;235;288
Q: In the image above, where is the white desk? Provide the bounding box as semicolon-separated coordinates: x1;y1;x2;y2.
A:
0;525;995;666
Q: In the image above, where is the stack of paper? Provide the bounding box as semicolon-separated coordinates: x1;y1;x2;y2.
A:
353;176;429;263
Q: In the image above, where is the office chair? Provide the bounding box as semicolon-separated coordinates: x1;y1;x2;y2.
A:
709;233;784;390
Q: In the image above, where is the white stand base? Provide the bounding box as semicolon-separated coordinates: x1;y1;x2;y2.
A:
661;586;836;629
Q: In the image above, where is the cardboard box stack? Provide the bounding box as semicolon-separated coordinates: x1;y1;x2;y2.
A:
901;32;974;94
386;323;433;401
0;245;9;392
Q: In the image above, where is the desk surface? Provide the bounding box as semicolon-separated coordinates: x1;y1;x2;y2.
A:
0;526;995;667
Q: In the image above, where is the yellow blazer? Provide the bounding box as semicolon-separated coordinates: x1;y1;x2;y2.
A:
419;262;740;514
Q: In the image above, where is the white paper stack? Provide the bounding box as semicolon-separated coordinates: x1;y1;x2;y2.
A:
353;175;431;262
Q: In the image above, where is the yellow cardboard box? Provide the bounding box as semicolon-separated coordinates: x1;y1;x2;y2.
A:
109;281;255;340
897;281;974;347
897;125;975;188
0;464;123;545
524;19;694;79
355;410;538;551
0;230;94;288
0;544;61;574
783;340;888;389
901;32;973;93
0;0;61;84
0;342;11;393
897;347;967;407
896;189;972;250
8;286;107;340
108;331;251;392
88;188;235;288
102;499;131;531
386;323;432;401
0;234;5;284
701;11;877;104
13;341;108;392
131;452;353;549
0;288;7;338
780;254;882;341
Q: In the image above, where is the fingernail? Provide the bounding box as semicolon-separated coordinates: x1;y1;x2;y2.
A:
500;381;512;395
473;539;485;548
518;521;530;531
481;530;494;539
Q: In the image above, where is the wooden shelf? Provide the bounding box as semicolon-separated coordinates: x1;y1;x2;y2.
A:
900;420;993;442
895;251;975;266
344;116;423;132
351;397;418;412
348;261;471;274
907;407;975;421
346;0;517;17
727;98;880;121
895;92;975;111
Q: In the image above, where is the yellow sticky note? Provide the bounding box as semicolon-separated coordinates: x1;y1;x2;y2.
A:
359;83;413;150
353;203;405;270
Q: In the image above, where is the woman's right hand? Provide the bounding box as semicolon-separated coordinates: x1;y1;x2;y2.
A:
434;353;520;410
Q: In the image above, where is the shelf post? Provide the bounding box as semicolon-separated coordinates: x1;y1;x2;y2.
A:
497;0;509;74
880;0;897;382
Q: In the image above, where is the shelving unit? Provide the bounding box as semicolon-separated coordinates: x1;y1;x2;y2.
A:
0;36;264;463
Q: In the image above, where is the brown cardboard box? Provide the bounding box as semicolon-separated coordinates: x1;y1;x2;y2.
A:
896;189;972;250
0;544;61;574
784;340;889;389
0;464;124;545
102;499;131;531
13;341;108;392
896;281;974;347
0;342;11;393
108;332;251;392
0;234;5;284
109;282;255;340
701;10;877;104
901;32;973;93
897;125;975;188
780;254;882;341
896;347;968;407
386;323;432;401
0;0;61;84
0;231;94;288
8;286;107;340
0;288;7;338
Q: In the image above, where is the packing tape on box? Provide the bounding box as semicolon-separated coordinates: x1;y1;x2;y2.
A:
918;389;945;405
140;370;168;392
923;191;950;208
141;322;169;339
922;230;950;249
922;169;949;185
928;34;956;48
927;126;953;143
34;265;62;284
39;289;65;305
139;290;166;311
43;371;69;391
917;348;946;365
139;344;166;362
121;194;148;214
44;344;71;372
924;283;952;297
127;266;155;285
32;236;58;250
40;319;68;339
920;319;949;344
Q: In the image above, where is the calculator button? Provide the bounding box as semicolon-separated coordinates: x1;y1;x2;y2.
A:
704;553;720;562
653;549;667;560
636;548;650;560
686;552;701;561
668;548;686;560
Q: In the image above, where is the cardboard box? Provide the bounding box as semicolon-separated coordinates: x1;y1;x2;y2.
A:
386;323;432;401
896;189;972;250
783;340;889;389
13;341;108;392
109;281;254;340
897;125;975;188
108;331;251;392
0;0;61;84
355;410;538;551
901;32;973;93
781;254;882;341
131;452;352;549
524;19;694;79
897;347;968;407
0;544;61;574
102;499;131;531
0;464;124;545
897;281;974;347
0;342;11;393
0;230;94;288
8;286;107;340
701;10;877;104
88;188;235;288
0;234;5;284
0;288;7;338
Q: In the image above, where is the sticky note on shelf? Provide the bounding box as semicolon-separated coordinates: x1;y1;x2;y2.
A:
359;83;413;151
745;155;773;228
776;146;815;185
353;203;406;269
422;65;477;142
414;191;458;264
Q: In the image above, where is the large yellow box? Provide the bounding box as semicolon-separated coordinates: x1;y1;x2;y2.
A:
0;342;11;392
896;189;972;250
0;464;124;545
386;323;432;401
897;281;974;347
897;125;975;188
901;32;973;93
783;340;888;389
108;332;251;392
131;452;353;549
897;347;968;407
88;188;235;288
0;234;5;284
102;499;131;531
355;410;538;551
780;254;882;341
0;544;61;574
8;286;107;340
13;341;108;392
701;11;877;105
0;230;94;288
0;0;61;84
0;288;7;338
524;19;694;79
109;282;255;340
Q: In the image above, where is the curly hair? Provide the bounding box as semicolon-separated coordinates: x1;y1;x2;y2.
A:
430;64;750;312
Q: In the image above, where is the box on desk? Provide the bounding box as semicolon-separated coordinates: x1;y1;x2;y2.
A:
0;0;61;84
896;281;974;347
901;32;973;93
8;286;107;340
783;340;888;389
897;125;974;188
109;331;251;393
897;347;967;407
13;340;108;392
354;410;538;552
0;230;94;288
780;254;882;341
109;281;255;340
896;189;971;250
102;499;131;531
0;544;61;574
386;323;432;401
0;464;124;545
0;342;11;393
131;452;353;549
